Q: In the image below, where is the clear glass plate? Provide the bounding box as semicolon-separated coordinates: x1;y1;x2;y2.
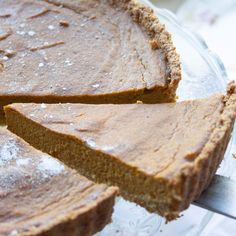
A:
96;1;235;236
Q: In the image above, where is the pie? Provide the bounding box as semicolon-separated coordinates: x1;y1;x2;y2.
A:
0;127;118;235
5;89;236;220
0;0;181;123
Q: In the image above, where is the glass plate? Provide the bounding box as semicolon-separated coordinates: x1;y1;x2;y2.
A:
97;1;234;235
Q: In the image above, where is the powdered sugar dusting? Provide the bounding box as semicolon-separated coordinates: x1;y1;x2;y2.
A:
85;138;97;149
16;158;30;166
0;138;19;166
0;135;65;191
10;230;18;236
0;168;25;190
41;103;47;109
37;155;64;178
28;30;36;36
101;145;116;154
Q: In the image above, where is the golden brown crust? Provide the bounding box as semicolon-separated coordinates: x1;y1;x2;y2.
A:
45;0;181;93
125;0;181;90
4;91;235;221
0;0;181;124
30;187;118;236
0;128;118;236
166;88;236;220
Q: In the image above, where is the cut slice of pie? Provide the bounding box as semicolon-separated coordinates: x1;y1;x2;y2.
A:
5;91;235;220
0;127;118;236
0;0;181;123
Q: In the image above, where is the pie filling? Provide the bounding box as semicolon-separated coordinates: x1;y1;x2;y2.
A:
0;0;181;123
0;128;117;235
5;91;235;220
2;0;233;225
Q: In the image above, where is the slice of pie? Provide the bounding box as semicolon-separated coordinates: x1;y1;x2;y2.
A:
0;0;181;123
5;89;236;220
0;127;118;236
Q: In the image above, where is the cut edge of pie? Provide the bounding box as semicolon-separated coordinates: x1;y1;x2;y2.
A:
0;0;181;124
4;84;236;221
0;127;118;236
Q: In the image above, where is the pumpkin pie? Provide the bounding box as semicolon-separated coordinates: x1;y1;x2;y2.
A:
0;127;118;235
0;0;181;123
5;89;236;220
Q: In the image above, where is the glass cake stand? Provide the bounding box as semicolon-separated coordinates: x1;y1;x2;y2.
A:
97;1;235;235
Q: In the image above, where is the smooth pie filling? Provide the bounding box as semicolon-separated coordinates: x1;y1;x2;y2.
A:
0;0;181;123
5;91;236;220
0;128;117;235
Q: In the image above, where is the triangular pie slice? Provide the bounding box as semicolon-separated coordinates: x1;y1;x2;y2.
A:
0;127;117;236
5;91;236;220
0;0;181;123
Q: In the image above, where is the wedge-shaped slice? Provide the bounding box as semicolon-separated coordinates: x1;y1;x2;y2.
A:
5;92;236;220
0;0;181;123
0;128;117;236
